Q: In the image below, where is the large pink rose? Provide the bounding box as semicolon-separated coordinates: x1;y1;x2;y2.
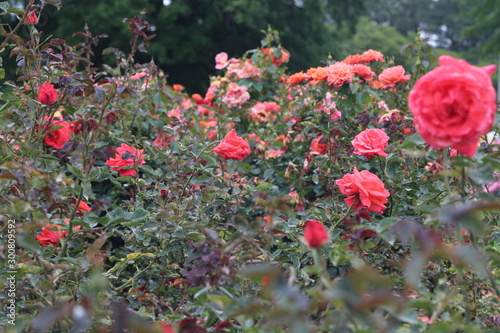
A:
212;129;251;161
408;56;497;157
352;128;390;159
335;167;390;214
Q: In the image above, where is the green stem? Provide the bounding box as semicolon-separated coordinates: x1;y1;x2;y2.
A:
180;141;219;200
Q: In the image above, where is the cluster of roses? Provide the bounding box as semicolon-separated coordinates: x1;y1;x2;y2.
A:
301;55;497;248
287;49;410;89
34;45;497;253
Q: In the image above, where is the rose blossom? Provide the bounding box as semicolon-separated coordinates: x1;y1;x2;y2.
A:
262;48;290;66
335;167;390;214
325;62;354;87
24;11;38;24
36;219;81;247
304;220;329;248
221;83;250;108
38;82;58;104
212;129;251;161
105;143;146;177
378;66;411;88
42;116;71;149
352;128;390;158
352;64;375;81
71;201;91;215
310;137;328;155
248;101;281;123
409;55;497;157
215;52;229;70
343;49;384;65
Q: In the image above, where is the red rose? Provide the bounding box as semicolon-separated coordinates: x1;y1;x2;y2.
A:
212;129;251;161
335;167;390;214
409;56;497;157
304;220;329;248
71;201;91;215
23;11;38;24
105;143;146;177
352;128;390;158
38;82;58;104
42;116;71;149
378;66;410;88
36;219;81;247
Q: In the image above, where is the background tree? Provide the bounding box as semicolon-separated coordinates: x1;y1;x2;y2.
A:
13;0;365;93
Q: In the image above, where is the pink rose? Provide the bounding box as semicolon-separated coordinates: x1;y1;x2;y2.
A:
222;83;250;108
352;128;390;158
212;129;251;161
215;52;229;70
409;56;497;157
378;66;410;88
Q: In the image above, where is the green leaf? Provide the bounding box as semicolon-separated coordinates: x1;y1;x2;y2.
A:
399;133;426;148
106;208;149;225
7;7;25;15
255;182;274;191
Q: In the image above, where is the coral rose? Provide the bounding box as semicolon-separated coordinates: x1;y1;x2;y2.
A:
287;71;310;84
335;167;390;214
262;48;290;66
38;82;58;104
352;64;375;81
304;220;329;248
310;137;328;155
378;66;410;88
325;62;354;87
352;128;390;158
344;49;384;65
408;55;497;157
42;116;71;149
105;143;146;177
212;129;251;161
